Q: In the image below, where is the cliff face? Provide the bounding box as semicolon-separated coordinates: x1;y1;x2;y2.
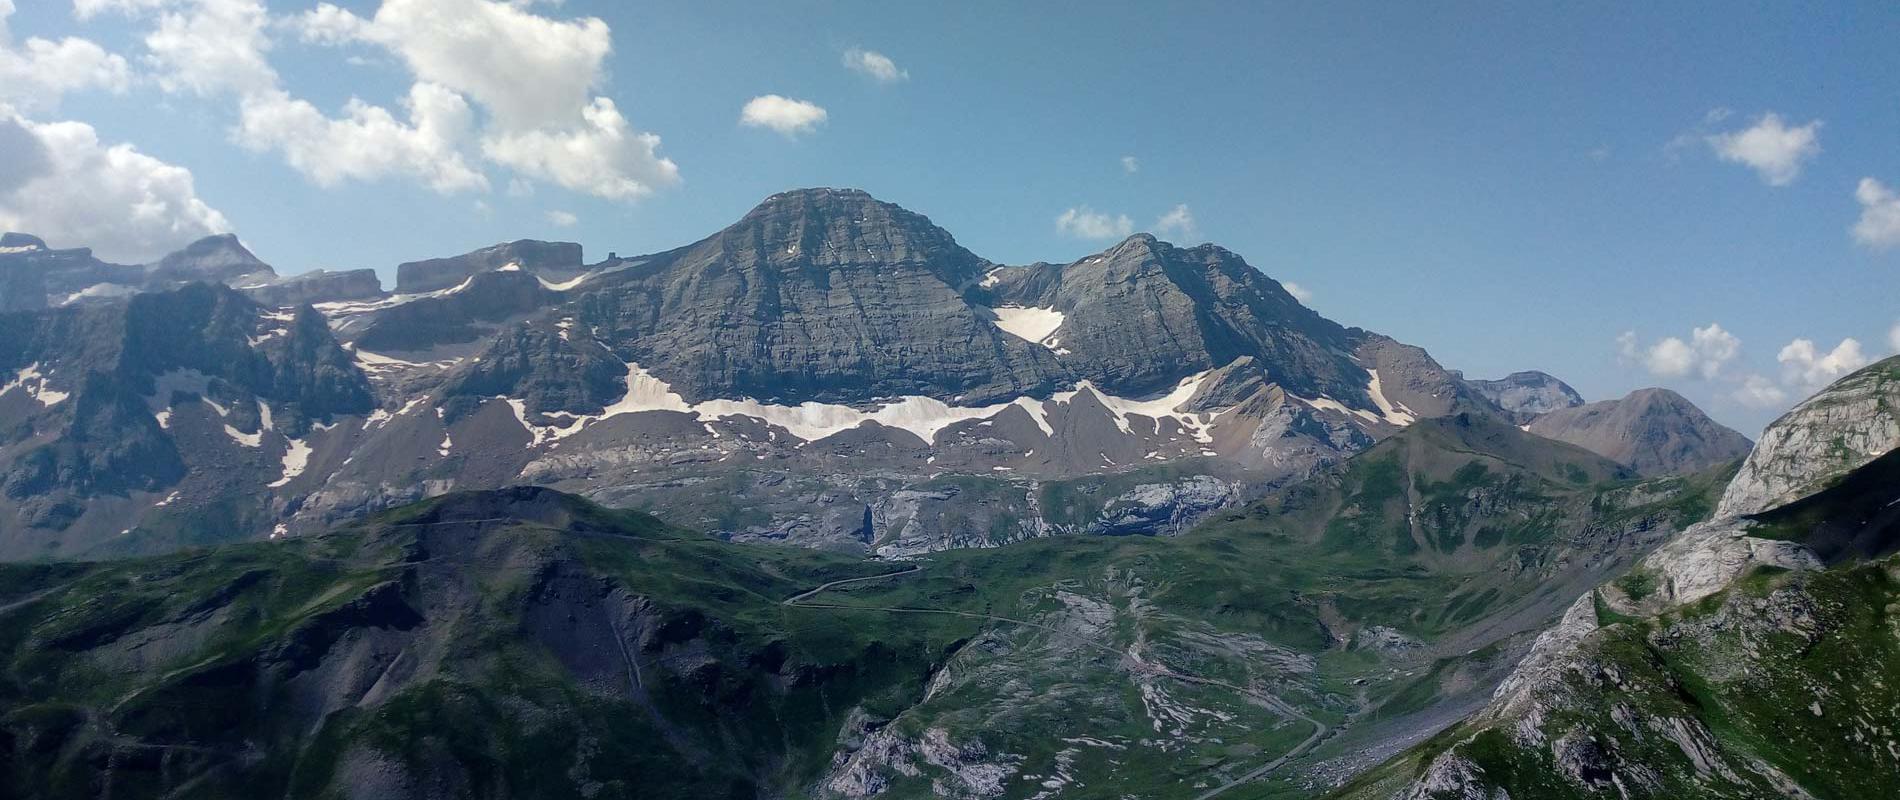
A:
1717;356;1900;517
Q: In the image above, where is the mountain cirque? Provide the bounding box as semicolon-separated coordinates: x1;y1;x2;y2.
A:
0;188;1743;560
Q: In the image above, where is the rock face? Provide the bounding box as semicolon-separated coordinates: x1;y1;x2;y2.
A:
1466;370;1584;421
578;188;1064;405
1717;356;1900;517
395;238;583;293
1344;361;1900;800
1526;387;1752;476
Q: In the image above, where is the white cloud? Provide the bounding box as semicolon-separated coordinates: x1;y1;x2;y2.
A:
85;0;679;200
1120;155;1139;174
842;48;906;83
1153;203;1198;241
1889;321;1900;354
484;97;677;199
1778;337;1868;392
312;0;610;131
234;82;486;194
0;110;229;262
545;209;576;227
294;0;679;199
1055;206;1132;240
1852;177;1900;251
1706;112;1821;186
1617;323;1740;380
143;0;279;97
1282;281;1313;303
1731;374;1788;409
0;1;131;111
740;94;827;137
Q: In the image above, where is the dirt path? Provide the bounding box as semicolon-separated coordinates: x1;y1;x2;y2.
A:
782;565;1337;798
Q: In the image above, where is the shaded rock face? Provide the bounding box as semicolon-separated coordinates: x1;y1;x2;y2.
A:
1718;356;1900;517
0;283;371;551
1526;388;1752;476
1467;370;1585;421
354;270;555;352
396;239;583;293
1017;234;1367;401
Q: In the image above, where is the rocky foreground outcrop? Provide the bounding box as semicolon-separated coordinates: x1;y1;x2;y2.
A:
1338;357;1900;800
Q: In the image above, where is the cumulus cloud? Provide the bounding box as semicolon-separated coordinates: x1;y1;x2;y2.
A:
1153;203;1198;241
85;0;679;199
1891;322;1900;355
1706;112;1821;186
1617;323;1740;380
293;0;679;198
1120;155;1139;174
0;110;229;262
545;209;576;227
739;94;827;137
1282;281;1313;303
1778;337;1868;392
1852;177;1900;251
1731;373;1788;409
485;97;677;198
234;82;486;193
139;0;279;96
0;0;131;111
842;48;906;83
1055;206;1133;240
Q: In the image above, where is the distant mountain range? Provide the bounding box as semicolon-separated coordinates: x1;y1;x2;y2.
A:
0;188;1751;559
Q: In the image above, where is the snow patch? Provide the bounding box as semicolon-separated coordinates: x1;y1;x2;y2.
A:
985;305;1065;348
1365;369;1417;426
1;363;68;407
266;438;312;488
504;364;1217;447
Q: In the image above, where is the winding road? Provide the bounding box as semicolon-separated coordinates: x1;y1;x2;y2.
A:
781;564;1338;798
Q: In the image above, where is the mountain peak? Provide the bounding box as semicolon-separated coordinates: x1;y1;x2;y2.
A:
149;233;270;282
1525;386;1751;475
718;187;987;281
0;232;48;253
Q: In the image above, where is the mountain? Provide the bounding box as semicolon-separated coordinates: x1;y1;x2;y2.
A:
1331;356;1900;800
23;189;1748;563
1524;387;1753;476
1465;370;1584;422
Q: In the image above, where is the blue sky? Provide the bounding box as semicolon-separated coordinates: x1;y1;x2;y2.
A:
2;1;1897;434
